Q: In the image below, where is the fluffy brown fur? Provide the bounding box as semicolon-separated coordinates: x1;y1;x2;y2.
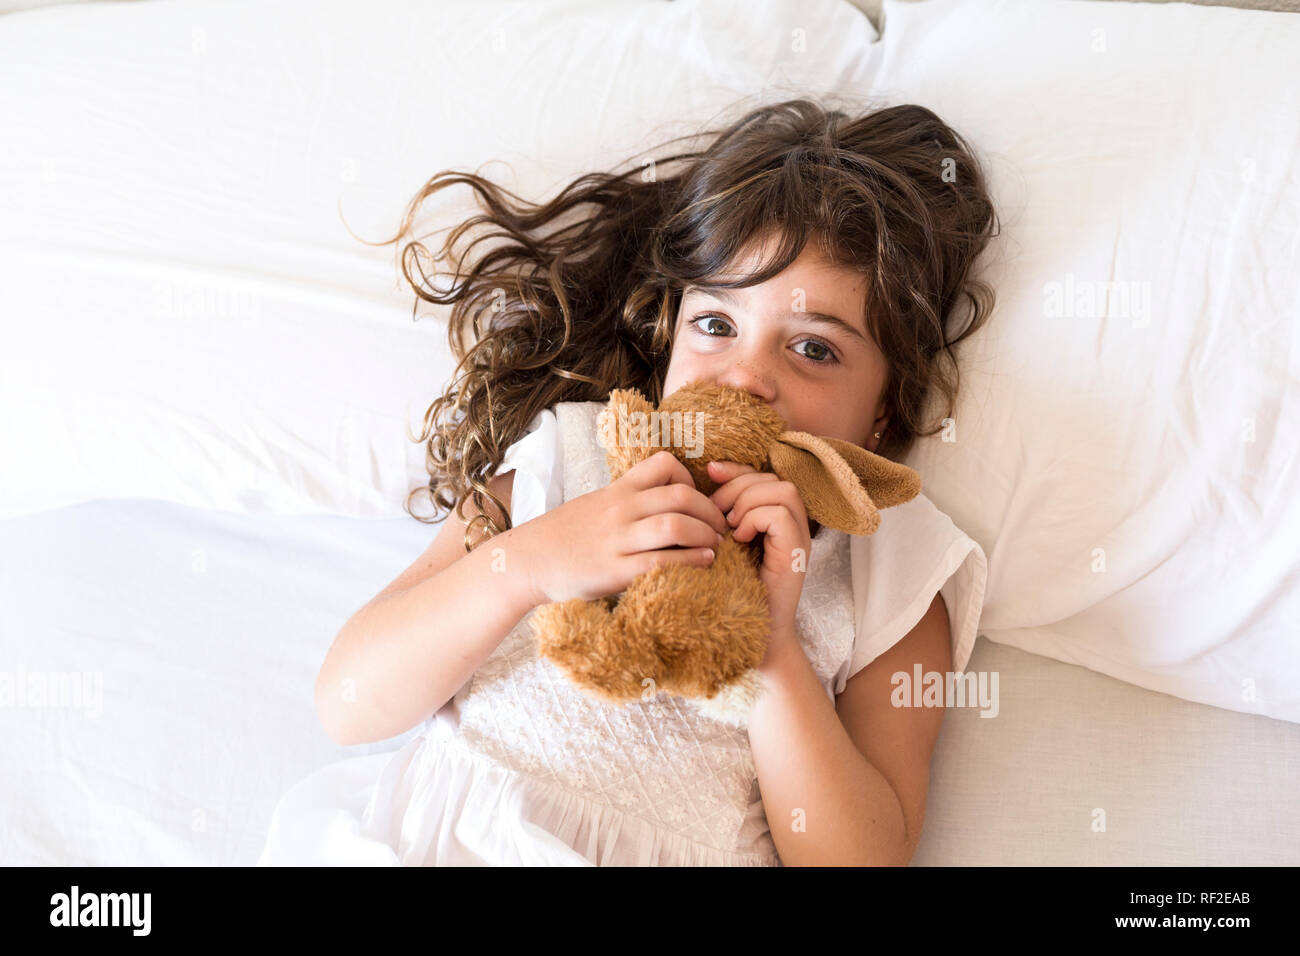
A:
532;380;921;727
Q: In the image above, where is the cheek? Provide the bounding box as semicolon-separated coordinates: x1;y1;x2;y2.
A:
662;336;687;387
665;320;684;361
666;328;699;369
664;335;682;372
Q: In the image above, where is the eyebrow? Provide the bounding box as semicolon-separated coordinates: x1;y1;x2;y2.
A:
683;285;870;347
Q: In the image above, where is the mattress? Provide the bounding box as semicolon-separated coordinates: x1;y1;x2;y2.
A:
2;498;1296;865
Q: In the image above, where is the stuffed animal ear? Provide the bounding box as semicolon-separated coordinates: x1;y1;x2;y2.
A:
767;432;922;536
598;387;659;481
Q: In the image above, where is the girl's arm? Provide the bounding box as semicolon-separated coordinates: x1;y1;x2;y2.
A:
315;470;538;746
317;451;731;746
748;594;951;865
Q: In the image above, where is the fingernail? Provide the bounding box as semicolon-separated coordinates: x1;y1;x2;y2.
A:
715;531;723;544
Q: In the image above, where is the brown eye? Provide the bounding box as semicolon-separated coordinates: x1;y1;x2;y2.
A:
795;338;839;365
690;314;732;337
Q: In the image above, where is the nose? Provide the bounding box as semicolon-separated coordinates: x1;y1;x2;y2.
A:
715;358;777;407
717;356;774;413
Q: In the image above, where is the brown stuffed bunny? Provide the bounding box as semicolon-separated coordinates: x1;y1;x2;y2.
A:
530;379;922;728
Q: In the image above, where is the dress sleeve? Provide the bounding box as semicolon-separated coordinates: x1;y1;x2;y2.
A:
833;492;988;696
497;407;564;527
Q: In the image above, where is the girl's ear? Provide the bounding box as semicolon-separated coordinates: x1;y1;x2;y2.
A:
767;431;922;536
868;414;890;454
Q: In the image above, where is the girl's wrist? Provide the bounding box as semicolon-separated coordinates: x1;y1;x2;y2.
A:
478;521;549;613
758;622;805;675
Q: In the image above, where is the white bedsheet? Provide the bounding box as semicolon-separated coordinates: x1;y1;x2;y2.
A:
3;498;1297;865
0;498;429;865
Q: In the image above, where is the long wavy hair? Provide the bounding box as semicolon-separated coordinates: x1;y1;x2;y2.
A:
370;97;999;550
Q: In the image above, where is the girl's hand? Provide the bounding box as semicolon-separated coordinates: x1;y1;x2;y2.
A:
706;460;810;662
518;451;730;605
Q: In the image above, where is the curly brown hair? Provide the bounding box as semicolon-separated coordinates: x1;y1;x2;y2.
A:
366;96;999;551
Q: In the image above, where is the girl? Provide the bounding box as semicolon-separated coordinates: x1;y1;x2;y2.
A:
258;97;999;866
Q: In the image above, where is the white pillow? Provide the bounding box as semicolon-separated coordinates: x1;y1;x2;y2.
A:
872;0;1300;723
0;0;878;518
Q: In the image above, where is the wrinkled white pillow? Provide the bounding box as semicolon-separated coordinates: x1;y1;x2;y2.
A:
875;0;1300;723
0;0;878;518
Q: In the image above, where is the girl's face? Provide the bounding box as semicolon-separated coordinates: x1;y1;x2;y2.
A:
662;233;890;452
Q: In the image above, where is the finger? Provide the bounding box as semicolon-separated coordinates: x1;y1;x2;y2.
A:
712;471;778;515
627;450;697;492
706;460;755;482
725;479;807;531
633;544;717;575
628;510;725;557
632;482;728;538
732;504;807;560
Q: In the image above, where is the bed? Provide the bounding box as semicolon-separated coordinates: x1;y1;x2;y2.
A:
3;0;1298;866
3;498;1296;865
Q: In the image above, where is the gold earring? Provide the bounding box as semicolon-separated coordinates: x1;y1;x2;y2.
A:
873;431;882;439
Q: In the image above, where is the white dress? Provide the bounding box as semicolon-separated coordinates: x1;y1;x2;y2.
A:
257;401;987;866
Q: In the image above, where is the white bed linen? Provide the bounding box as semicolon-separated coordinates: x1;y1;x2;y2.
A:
3;498;1297;865
875;0;1300;723
914;638;1300;866
0;0;878;521
4;0;1296;724
0;498;428;865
